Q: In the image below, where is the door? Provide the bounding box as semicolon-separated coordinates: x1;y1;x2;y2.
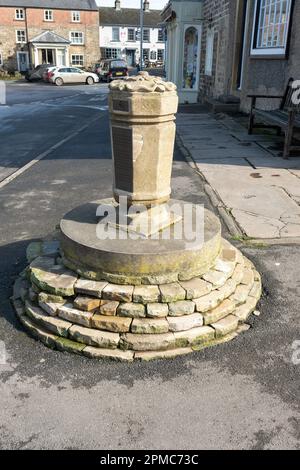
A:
17;52;29;72
126;49;135;66
56;49;66;67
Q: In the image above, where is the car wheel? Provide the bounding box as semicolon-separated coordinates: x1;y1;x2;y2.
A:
55;77;63;86
86;76;94;85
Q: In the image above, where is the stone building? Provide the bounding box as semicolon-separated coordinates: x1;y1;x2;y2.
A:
99;0;165;67
0;0;99;72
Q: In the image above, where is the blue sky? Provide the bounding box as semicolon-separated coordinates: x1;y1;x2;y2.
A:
96;0;168;10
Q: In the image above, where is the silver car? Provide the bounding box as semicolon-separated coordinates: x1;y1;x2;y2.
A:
50;67;99;86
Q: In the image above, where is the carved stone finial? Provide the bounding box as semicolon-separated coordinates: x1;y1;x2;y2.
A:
109;71;177;93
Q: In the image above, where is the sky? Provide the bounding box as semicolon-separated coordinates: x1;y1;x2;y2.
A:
96;0;168;10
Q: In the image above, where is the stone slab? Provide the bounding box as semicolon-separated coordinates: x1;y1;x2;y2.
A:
168;300;195;317
121;332;175;351
58;304;93;327
174;326;215;348
74;279;108;298
135;348;192;361
74;296;101;312
167;313;203;332
146;303;169;318
202;299;236;325
131;318;169;334
69;324;119;349
159;283;186;303
179;278;212;300
102;284;134;302
117;303;146;318
83;346;134;362
211;315;239;338
133;285;160;304
25;301;71;337
91;314;132;333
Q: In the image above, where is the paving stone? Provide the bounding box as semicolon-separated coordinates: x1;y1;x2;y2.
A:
38;299;62;317
211;315;239;338
38;291;65;304
102;284;134;302
217;278;237;299
249;280;262;300
19;315;58;348
74;279;108;298
99;301;119;316
194;290;225;313
120;332;175;351
131;318;169;334
54;337;86;354
133;285;160;304
240;268;254;286
174;326;215;348
159;283;186;303
74;296;101;312
25;301;71;337
167;313;203;332
231;263;245;284
135;348;192;361
58;304;93;327
234;297;258;322
202;299;236;325
202;270;228;288
168;300;195;317
68;324;119;349
31;260;77;297
117;303;146;318
230;284;252;306
91;314;132;333
13;277;30;300
179;278;212;300
214;258;235;275
146;303;169;318
83;346;134;362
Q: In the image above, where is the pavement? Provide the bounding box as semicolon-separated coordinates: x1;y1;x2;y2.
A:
176;112;300;240
0;81;300;450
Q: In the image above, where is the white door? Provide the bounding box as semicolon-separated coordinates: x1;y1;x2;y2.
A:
56;49;66;67
17;52;29;72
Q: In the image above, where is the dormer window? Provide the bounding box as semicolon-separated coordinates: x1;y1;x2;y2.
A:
44;10;53;22
72;11;81;23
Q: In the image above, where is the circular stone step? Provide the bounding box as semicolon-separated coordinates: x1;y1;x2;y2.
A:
11;238;262;362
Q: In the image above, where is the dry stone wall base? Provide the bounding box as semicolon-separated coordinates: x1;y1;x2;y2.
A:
11;238;262;362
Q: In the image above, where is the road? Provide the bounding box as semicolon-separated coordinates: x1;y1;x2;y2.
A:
0;81;299;450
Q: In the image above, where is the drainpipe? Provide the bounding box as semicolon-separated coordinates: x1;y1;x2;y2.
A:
24;7;32;69
140;0;144;70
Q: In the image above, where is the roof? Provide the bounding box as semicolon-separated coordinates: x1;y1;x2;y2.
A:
30;30;70;44
100;7;162;28
0;0;98;10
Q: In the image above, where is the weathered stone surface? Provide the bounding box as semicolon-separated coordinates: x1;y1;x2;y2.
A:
219;244;237;263
69;324;119;349
167;313;203;332
230;284;252;306
217;278;237;299
19;315;58;348
135;348;192;361
74;296;101;312
249;280;262;300
174;326;215;348
179;278;212;300
240;268;254;286
26;241;60;263
99;301;119;316
83;346;134;362
91;314;132;333
38;291;65;304
102;284;134;302
133;285;160;304
234;297;258;322
131;318;169;334
117;303;146;318
168;300;195;317
28;287;38;302
58;304;92;327
120;332;175;351
13;277;30;300
38;299;61;317
31;260;77;297
54;337;86;354
202;299;235;325
30;256;55;270
159;283;186;303
74;279;108;298
194;290;225;313
146;303;169;318
25;301;71;337
231;263;244;284
214;258;235;275
211;315;239;338
202;270;228;288
12;298;25;319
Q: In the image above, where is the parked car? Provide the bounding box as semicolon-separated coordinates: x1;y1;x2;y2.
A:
92;63;101;75
25;64;52;82
49;67;99;86
97;59;128;82
43;66;58;82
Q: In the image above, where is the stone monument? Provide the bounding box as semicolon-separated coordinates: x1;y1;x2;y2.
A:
12;72;262;362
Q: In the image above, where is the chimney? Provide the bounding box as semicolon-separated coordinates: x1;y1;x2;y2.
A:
143;1;150;12
115;0;121;10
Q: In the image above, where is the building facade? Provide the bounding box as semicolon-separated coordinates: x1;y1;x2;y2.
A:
99;0;165;67
0;0;99;72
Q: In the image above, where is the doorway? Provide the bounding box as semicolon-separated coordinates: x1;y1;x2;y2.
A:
17;51;29;72
126;49;136;67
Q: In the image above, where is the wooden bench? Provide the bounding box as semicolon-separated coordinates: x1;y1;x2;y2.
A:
248;78;300;159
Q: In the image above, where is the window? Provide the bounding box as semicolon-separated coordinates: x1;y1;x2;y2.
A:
72;11;81;22
70;32;84;44
128;28;135;41
158;29;164;42
71;54;84;66
112;27;120;41
182;27;199;90
150;50;157;60
15;9;24;20
143;29;150;42
205;29;214;75
143;48;150;61
0;52;3;66
16;30;26;43
251;0;293;56
105;48;121;59
44;10;53;21
157;49;164;61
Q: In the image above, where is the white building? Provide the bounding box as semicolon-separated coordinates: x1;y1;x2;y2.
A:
99;0;165;67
